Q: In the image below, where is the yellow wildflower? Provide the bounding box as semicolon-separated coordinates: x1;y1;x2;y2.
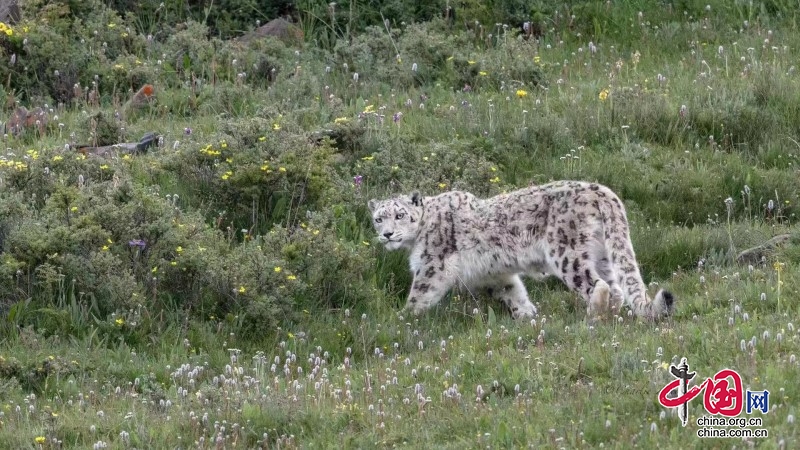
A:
258;136;266;142
52;155;63;162
274;266;282;273
279;167;287;173
479;71;487;76
287;275;297;280
516;89;528;98
334;117;349;124
599;88;610;101
238;286;246;293
534;56;541;64
176;246;184;253
100;164;109;170
438;183;447;189
34;437;46;444
273;123;281;130
115;318;124;326
490;176;501;183
70;206;78;212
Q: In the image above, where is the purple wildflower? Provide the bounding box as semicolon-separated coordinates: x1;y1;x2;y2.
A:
184;127;192;135
393;112;403;123
128;239;146;249
353;175;363;186
462;84;472;93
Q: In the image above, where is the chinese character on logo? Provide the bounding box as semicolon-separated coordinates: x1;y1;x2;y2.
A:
657;358;749;426
746;390;770;414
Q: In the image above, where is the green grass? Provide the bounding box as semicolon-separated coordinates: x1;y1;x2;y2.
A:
1;1;800;448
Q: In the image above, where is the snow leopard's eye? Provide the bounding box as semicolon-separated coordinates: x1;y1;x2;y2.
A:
374;217;383;224
395;213;405;220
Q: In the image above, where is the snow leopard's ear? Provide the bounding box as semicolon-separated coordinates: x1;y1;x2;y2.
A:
367;199;378;212
410;191;423;207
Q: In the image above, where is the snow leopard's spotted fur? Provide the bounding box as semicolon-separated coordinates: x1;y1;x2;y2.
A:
368;180;674;321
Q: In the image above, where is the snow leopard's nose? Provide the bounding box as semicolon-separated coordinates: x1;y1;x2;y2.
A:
383;232;394;239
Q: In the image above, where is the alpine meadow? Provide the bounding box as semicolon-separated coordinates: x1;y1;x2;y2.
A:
1;0;800;448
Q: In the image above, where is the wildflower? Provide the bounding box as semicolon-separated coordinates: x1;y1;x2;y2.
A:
468;60;476;65
287;275;297;281
534;55;541;64
220;141;227;148
393;112;403;123
101;245;109;251
260;164;270;171
489;176;501;183
184;127;192;135
238;286;246;293
334;117;349;124
479;71;487;76
411;63;418;72
438;183;447;189
125;239;145;250
599;88;610;101
52;155;63;162
115;318;124;326
258;136;266;142
108;23;116;28
278;167;287;172
35;436;46;444
516;89;528;98
70;206;78;212
361;155;374;161
272;123;281;130
274;266;282;273
176;246;184;254
100;164;109;170
353;175;363;186
221;170;233;180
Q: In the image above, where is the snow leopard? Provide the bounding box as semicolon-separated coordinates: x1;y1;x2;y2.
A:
368;180;674;321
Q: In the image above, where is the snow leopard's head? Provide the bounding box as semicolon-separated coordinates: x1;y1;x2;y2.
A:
368;193;424;251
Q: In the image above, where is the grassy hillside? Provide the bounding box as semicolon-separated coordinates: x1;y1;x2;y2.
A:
0;1;799;448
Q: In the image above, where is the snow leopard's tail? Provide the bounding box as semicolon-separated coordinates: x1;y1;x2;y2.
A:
602;198;674;321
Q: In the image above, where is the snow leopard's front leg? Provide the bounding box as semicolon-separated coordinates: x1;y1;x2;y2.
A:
403;264;456;315
484;274;538;319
